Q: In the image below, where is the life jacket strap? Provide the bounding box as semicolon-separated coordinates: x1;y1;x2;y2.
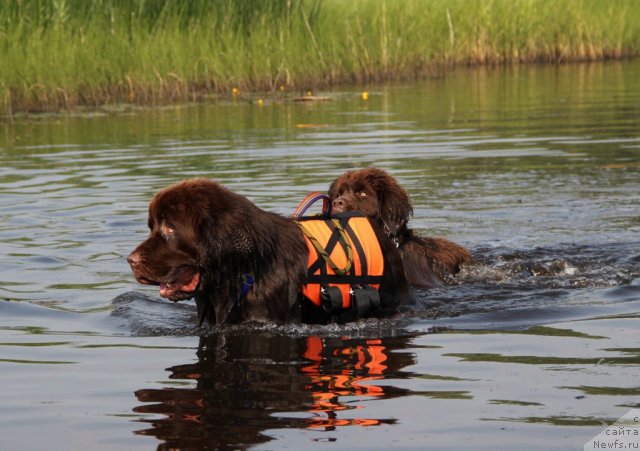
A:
351;285;381;317
298;219;353;276
306;274;384;285
320;286;343;313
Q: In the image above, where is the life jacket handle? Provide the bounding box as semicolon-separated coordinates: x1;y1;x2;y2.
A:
292;192;331;220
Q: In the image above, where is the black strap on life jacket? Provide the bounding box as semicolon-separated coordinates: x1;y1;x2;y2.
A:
301;219;353;276
302;214;385;288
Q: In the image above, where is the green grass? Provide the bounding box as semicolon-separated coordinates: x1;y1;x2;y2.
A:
1;0;639;115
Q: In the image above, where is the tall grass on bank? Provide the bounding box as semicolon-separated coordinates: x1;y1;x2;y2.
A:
1;0;639;115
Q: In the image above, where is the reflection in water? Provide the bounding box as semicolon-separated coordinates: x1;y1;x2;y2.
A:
301;335;402;430
133;333;415;449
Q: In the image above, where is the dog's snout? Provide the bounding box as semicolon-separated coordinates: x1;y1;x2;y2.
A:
127;250;141;267
332;197;346;211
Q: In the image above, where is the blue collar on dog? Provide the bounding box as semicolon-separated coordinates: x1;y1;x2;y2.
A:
238;273;254;304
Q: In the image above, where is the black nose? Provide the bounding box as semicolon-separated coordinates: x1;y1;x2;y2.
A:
332;198;346;210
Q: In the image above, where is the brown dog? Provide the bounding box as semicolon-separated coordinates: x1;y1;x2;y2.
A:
128;178;409;326
328;168;472;287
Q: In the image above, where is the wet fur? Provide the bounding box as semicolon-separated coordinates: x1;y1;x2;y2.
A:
328;168;473;287
129;178;409;325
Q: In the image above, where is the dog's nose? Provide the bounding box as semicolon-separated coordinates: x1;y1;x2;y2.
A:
332;197;346;211
127;250;141;267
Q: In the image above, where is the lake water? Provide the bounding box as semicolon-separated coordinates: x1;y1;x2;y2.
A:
1;61;639;451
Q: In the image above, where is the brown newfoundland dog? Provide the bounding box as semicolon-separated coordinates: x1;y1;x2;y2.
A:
328;168;472;287
128;178;409;326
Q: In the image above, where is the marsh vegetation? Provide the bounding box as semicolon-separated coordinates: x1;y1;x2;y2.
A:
1;0;639;114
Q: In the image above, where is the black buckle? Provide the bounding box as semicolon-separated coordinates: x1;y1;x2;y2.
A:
351;285;380;318
321;286;343;313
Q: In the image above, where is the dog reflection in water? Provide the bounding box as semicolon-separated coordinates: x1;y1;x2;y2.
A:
133;333;414;449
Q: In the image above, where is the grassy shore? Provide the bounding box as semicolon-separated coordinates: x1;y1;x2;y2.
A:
1;0;639;115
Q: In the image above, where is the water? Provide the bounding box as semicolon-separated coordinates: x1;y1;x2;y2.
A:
1;61;639;450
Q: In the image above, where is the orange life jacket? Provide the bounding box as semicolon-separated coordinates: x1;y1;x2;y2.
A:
297;214;384;313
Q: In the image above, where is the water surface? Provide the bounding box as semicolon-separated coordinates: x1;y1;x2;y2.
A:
1;61;639;450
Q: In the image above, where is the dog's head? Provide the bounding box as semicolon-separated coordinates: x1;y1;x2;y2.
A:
127;179;241;302
328;168;413;237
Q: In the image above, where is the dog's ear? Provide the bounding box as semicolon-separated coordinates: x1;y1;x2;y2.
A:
365;168;413;236
193;180;233;260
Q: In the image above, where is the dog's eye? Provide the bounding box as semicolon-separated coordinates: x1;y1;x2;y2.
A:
161;223;175;238
359;192;367;197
